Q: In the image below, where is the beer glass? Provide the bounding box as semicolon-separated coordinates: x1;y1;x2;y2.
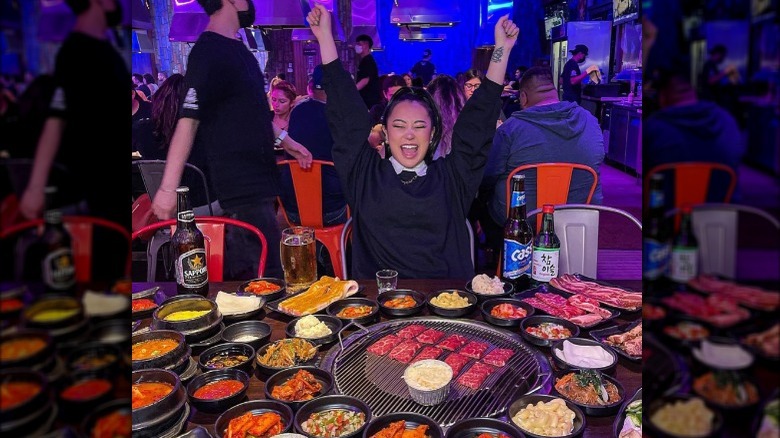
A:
281;227;317;291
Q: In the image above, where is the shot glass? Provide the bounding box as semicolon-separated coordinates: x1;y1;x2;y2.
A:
376;269;398;294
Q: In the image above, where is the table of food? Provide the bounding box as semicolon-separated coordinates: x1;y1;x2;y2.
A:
126;272;651;438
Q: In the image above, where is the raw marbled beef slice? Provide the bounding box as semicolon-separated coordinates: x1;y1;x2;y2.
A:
388;340;423;363
396;325;427;339
460;341;489;359
438;334;469;351
416;328;445;344
482;348;514;367
367;335;402;356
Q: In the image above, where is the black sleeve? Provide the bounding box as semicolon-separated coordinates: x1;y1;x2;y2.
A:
445;78;503;214
179;46;214;120
411;62;420;76
561;61;575;83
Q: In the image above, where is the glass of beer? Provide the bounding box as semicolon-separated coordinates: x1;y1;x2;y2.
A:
281;227;317;292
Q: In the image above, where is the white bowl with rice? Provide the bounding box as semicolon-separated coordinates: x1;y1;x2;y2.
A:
465;274;514;301
402;359;453;406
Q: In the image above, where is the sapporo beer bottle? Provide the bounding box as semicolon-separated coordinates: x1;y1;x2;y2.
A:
643;174;672;286
172;186;209;296
24;186;76;294
670;205;699;283
531;205;561;283
502;174;534;291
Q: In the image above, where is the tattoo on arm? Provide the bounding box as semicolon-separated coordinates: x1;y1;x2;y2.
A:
491;47;504;63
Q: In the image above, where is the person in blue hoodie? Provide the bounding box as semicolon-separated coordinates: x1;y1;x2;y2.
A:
480;66;604;236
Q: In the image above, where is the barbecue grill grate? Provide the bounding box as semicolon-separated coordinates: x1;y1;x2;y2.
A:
320;318;551;427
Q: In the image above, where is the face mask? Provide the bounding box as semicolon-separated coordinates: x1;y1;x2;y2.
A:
355;46;363;54
105;0;122;27
237;0;256;28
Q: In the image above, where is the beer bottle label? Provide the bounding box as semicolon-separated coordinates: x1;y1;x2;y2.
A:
503;239;532;279
670;247;698;283
176;248;208;289
42;248;76;290
531;247;559;282
510;191;526;208
177;209;195;223
643;238;671;279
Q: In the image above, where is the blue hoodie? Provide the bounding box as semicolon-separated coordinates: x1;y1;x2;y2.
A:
483;101;604;226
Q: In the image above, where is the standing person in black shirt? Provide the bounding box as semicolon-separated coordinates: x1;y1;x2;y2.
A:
411;49;436;86
19;0;128;281
150;0;284;279
560;44;594;104
306;5;518;279
354;34;381;109
133;73;152;100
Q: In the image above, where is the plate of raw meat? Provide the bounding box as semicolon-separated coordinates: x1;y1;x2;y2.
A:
589;321;642;362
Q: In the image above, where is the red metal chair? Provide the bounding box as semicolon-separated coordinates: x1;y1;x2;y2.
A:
277;160;350;279
131;216;268;282
0;216;131;282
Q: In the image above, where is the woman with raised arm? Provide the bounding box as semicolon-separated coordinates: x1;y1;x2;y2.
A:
307;4;518;279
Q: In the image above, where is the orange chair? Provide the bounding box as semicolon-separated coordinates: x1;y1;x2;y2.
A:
645;162;736;211
131;216;268;282
277;160;350;279
0;216;131;282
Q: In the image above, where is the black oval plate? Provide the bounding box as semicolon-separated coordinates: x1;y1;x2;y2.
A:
480;298;535;328
267;286;366;317
427;290;477;318
294;395;372;438
550;337;618;375
612;387;642;438
550;369;626;416
364;412;444;438
377;290;426;317
327;298;380;326
520;315;580;348
445;417;525;438
507;394;585;438
465;278;514;302
589;320;642;362
285;315;343;346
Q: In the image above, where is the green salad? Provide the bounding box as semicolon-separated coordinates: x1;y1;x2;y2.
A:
301;409;366;438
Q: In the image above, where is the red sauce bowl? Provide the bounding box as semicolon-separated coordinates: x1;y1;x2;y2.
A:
186;368;249;414
58;375;114;419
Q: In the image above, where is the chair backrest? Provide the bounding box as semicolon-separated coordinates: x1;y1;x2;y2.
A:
131;216;268;282
277;160;347;228
527;204;642;279
1;158;71;196
0;216;131;283
134;160;213;216
506;163;598;229
645;162;736;212
665;203;780;279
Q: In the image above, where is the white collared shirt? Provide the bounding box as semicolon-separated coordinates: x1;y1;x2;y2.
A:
389;157;428;177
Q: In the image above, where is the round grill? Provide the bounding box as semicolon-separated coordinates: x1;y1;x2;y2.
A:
320;317;551;427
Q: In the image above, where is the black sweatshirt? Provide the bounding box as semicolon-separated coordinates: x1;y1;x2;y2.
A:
322;59;502;279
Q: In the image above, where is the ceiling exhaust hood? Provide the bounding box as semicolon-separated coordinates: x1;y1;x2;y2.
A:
290;0;345;42
390;0;461;27
475;0;513;48
131;0;152;30
399;26;446;42
348;0;383;50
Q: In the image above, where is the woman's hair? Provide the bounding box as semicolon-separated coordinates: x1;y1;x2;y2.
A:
152;73;186;148
382;74;406;97
381;87;443;164
271;80;297;102
459;69;483;87
426;74;466;159
143;73;156;85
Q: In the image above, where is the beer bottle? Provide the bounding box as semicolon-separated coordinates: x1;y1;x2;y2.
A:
670;205;699;283
23;186;76;294
172;186;209;296
643;174;672;288
502;174;534;291
531;205;561;283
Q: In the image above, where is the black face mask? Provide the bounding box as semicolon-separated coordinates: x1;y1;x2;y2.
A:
238;0;256;28
105;1;122;27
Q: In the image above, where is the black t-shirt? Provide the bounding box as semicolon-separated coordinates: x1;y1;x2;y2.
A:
561;58;582;102
180;31;279;207
136;84;152;100
411;60;435;86
356;54;381;109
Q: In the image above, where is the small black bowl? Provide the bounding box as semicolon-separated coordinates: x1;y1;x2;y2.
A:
186;368;250;414
520;315;580;348
690;369;761;413
445;417;525;438
327;298;380;326
132;292;161;320
66;342;122;376
480;298;535;327
131;368;187;432
508;394;585;438
644;393;724;438
256;338;319;377
237;277;287;303
215;400;294;438
377;290;426;317
365;412;444;438
198;342;256;375
173;426;214;438
0;329;55;369
465;277;514;302
295;395;372;438
427;289;478;318
550;338;618;375
265;366;334;411
0;368;50;420
550;369;625;416
131;330;190;372
82;399;131;438
56;374;114;420
221;320;272;352
285;315;343;346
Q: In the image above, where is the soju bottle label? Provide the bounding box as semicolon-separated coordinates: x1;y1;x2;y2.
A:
503;239;532;279
532;247;559;282
176;248;208;288
643;238;671;280
43;248;76;290
670;247;698;283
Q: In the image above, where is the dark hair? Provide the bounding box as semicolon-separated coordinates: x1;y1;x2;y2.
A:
132;73;144;83
65;0;89;14
381;87;443;164
426;75;466;158
411;77;424;87
462;69;482;82
276;73;286;81
710;44;727;55
381;75;406;95
143;73;156;85
518;66;554;92
196;0;223;15
271;80;297;102
356;34;373;48
152;73;186;148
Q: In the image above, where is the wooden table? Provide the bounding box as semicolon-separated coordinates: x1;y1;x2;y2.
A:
134;279;642;438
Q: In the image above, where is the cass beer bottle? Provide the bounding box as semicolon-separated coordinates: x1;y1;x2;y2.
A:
670;205;699;283
643;174;672;288
24;186;76;294
531;205;561;283
502;174;534;291
172;186;209;296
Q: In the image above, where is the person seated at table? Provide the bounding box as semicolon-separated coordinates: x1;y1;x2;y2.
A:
306;4;518;279
369;74;406;126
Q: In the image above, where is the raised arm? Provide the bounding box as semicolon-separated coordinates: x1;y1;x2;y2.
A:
485;15;519;86
151;117;199;219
